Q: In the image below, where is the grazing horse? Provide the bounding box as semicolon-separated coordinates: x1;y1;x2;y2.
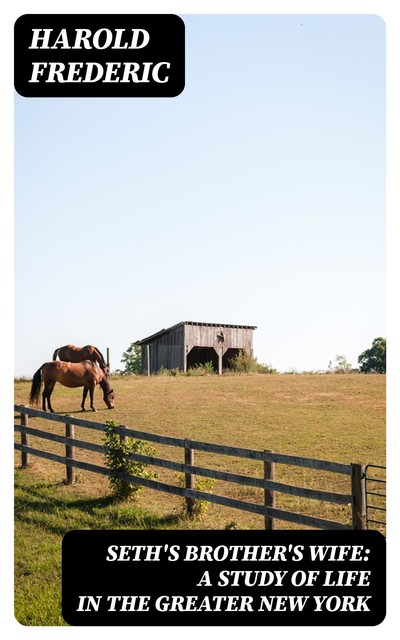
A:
29;360;115;413
52;344;109;375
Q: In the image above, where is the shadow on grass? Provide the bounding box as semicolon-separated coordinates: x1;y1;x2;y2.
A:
14;470;182;536
32;407;113;416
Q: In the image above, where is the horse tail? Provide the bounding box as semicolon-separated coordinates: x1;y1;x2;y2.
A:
29;366;43;406
52;347;60;360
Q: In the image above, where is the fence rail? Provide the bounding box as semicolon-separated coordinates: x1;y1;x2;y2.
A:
14;404;367;530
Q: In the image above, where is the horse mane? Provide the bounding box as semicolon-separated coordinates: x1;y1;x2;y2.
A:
99;377;112;394
93;346;106;366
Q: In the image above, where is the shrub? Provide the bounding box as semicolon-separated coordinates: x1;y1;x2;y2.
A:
154;366;185;376
155;365;170;376
229;350;276;374
175;473;215;519
187;361;215;376
103;421;157;500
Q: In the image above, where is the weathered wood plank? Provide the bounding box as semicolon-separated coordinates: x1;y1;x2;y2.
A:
15;424;104;454
183;438;351;475
15;405;109;430
124;452;351;505
110;426;352;475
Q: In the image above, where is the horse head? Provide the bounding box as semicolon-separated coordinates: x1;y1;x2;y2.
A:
98;374;114;409
104;387;115;409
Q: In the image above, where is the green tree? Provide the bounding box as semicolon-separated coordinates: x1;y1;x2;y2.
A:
358;337;386;373
121;343;142;374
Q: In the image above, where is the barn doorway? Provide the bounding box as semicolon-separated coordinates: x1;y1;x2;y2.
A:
186;347;219;372
222;348;241;371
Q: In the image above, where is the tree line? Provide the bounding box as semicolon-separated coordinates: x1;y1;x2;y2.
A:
119;337;386;375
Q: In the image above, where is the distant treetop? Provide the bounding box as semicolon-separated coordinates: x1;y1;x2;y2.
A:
358;337;386;373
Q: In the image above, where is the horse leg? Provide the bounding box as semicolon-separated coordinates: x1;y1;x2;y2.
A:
43;382;55;412
89;384;96;412
81;387;89;411
47;382;56;412
42;387;47;411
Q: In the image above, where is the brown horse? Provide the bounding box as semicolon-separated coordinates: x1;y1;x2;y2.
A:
29;360;115;413
52;344;109;375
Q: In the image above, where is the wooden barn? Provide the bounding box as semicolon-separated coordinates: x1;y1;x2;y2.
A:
134;321;257;375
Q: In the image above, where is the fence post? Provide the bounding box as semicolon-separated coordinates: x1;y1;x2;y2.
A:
65;422;76;484
184;446;195;518
351;463;367;530
20;409;29;468
264;450;275;530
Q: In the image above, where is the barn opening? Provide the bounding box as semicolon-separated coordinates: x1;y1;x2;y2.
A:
222;348;241;370
187;347;218;372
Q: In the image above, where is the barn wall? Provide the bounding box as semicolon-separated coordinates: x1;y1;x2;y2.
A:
184;325;254;354
141;324;185;374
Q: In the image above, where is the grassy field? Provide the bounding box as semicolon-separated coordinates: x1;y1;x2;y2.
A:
14;372;385;625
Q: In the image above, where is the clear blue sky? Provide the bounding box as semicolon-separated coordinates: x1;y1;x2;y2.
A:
14;14;385;376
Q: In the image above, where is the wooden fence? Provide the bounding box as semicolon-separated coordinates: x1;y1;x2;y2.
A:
14;404;367;530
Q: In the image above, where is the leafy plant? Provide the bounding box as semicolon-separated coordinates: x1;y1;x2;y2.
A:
175;473;215;519
121;343;142;375
187;361;215;376
103;420;156;500
154;366;182;376
156;365;173;376
358;337;386;373
229;350;276;374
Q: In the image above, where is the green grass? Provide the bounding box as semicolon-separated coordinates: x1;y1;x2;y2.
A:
14;373;385;527
14;373;385;625
14;469;195;626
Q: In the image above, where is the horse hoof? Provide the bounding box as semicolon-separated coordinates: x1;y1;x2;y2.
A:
92;408;97;412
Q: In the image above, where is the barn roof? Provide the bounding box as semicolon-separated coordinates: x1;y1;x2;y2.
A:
135;321;257;345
